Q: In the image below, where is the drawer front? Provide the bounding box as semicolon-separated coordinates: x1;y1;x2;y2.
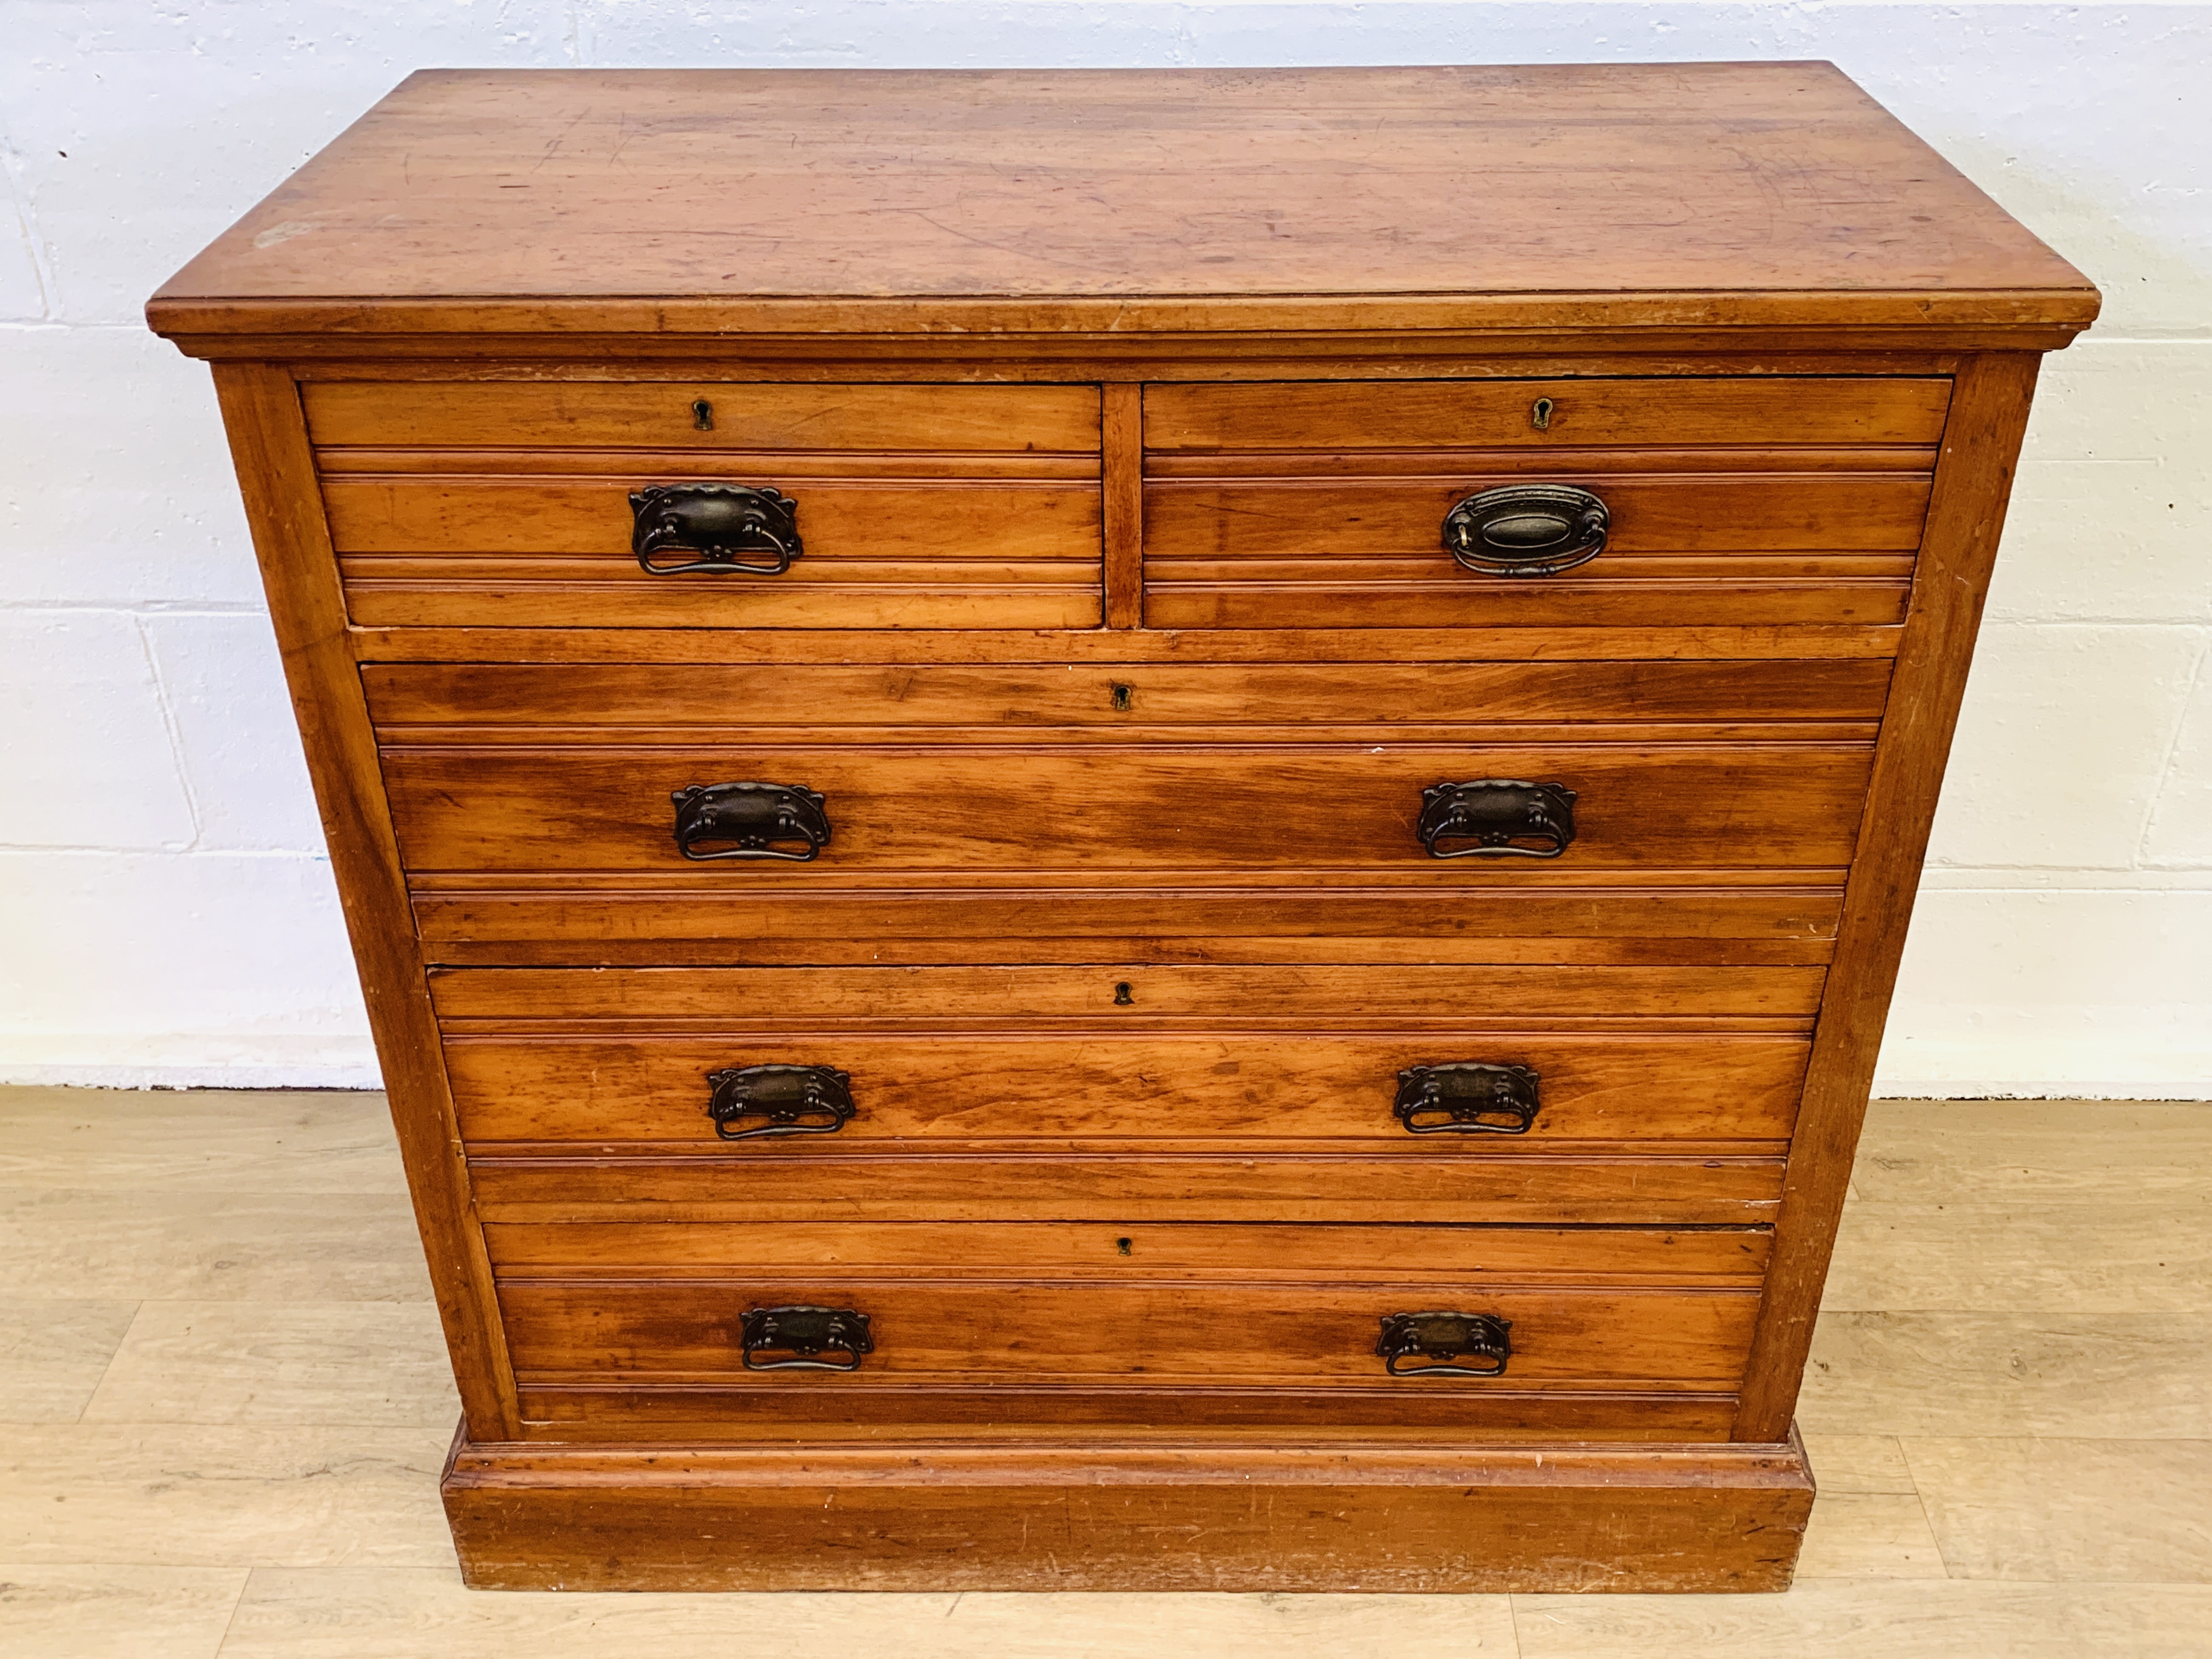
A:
490;1221;1764;1417
308;382;1102;629
1142;377;1946;630
444;1034;1807;1148
381;741;1874;876
365;658;1894;733
495;1275;1759;1396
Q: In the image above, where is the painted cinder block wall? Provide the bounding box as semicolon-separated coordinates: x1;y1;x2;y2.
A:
2;2;2208;1094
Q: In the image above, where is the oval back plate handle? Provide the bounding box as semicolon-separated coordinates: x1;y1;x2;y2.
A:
741;1305;873;1372
1395;1063;1540;1135
1442;483;1607;577
706;1064;856;1141
1418;779;1576;859
1377;1311;1513;1378
631;482;804;574
672;781;831;861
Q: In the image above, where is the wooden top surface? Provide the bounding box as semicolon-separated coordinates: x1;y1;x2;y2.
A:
149;64;2097;339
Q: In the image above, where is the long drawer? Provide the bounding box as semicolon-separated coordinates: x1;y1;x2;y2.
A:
381;741;1874;874
1142;377;1948;630
308;382;1103;630
443;966;1811;1209
445;1032;1809;1148
488;1221;1765;1435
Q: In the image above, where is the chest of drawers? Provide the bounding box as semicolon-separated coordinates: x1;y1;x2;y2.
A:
149;64;2096;1593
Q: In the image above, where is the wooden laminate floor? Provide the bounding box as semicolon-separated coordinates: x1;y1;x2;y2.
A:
2;1089;2208;1657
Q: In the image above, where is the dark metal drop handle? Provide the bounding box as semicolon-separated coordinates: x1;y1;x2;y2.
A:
706;1064;856;1141
672;781;831;861
1442;484;1607;577
1378;1311;1513;1378
741;1305;873;1372
1395;1063;1540;1135
1418;779;1577;859
631;482;804;575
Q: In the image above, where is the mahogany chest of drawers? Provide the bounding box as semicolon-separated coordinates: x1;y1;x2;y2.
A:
149;64;2097;1592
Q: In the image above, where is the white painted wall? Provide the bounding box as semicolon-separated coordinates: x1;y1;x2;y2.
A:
2;2;2207;1094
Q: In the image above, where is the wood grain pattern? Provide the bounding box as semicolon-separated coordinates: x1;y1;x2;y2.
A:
1144;378;1953;451
509;1384;1747;1440
426;962;1828;1021
206;364;517;1440
1143;473;1933;556
1143;575;1910;630
465;1148;1785;1224
1142;442;1928;629
1102;383;1143;627
323;452;1106;628
343;575;1103;631
365;658;1897;730
304;381;1102;452
321;478;1101;556
148;65;2093;338
482;1221;1771;1280
1733;352;2045;1441
496;1279;1759;1385
349;623;1909;665
379;742;1875;874
409;883;1849;957
441;1432;1813;1591
441;1032;1809;1146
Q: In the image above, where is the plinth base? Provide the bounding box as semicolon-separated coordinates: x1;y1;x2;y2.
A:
443;1425;1814;1593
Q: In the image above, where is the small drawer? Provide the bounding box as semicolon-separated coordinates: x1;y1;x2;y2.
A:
488;1221;1763;1434
1141;376;1946;630
308;381;1102;630
379;739;1875;877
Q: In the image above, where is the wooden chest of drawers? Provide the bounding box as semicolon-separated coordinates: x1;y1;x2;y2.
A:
149;64;2096;1593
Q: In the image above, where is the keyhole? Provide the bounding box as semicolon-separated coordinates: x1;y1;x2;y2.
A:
1110;682;1133;712
1113;981;1133;1006
691;398;714;431
1116;1237;1133;1255
1530;397;1554;432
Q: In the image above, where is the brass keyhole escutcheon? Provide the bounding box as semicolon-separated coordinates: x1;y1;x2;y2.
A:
1113;981;1134;1006
1116;1237;1133;1256
1110;682;1133;712
1530;397;1554;431
691;398;715;431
